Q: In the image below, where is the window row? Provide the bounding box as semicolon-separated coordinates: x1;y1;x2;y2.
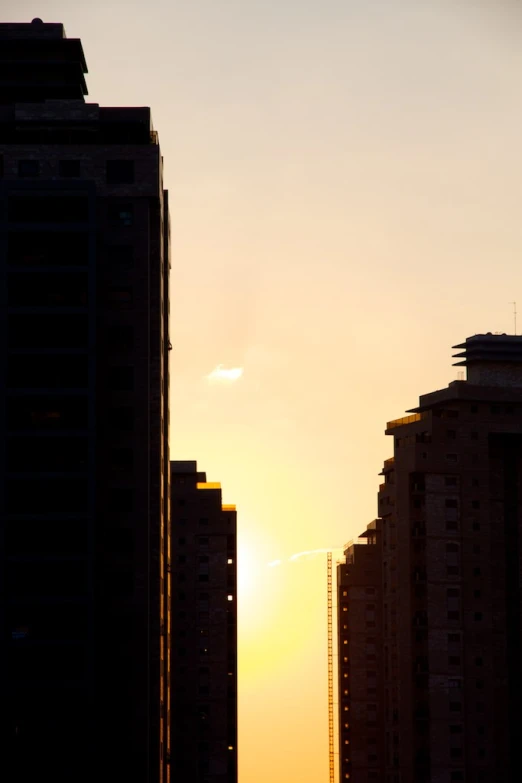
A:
6;356;135;390
16;158;135;183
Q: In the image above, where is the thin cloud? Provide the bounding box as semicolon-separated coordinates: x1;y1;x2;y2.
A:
206;364;244;383
266;547;344;567
289;548;341;562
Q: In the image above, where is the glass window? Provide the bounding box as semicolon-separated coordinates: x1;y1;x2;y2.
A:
59;160;81;178
109;203;134;226
18;160;40;177
106;160;135;184
109;366;134;391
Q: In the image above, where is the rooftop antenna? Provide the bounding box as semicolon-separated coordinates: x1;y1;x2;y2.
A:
510;302;517;335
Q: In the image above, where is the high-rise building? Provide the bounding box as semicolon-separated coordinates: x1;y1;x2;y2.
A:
337;521;383;783
170;461;238;783
0;20;171;782
337;334;522;783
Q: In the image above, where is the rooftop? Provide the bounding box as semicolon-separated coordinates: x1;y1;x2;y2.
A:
0;19;88;103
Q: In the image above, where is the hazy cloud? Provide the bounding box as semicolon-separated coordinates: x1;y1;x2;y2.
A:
206;364;244;383
267;547;344;567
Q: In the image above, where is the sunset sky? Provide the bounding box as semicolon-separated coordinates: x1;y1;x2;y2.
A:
6;1;522;780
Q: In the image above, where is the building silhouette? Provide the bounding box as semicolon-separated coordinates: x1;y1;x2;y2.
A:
0;20;171;782
338;334;522;783
337;522;384;783
170;461;238;783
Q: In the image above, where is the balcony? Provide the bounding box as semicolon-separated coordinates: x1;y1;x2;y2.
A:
387;412;428;430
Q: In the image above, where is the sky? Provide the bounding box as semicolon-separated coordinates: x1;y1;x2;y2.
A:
5;1;522;780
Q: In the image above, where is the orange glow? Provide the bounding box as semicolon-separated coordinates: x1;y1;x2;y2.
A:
29;1;522;781
196;481;221;490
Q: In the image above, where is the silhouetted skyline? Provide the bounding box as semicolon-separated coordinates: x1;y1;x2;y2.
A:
2;3;522;781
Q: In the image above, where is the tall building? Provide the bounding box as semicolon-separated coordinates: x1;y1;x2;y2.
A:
337;521;383;783
0;20;171;782
170;461;238;783
338;334;522;783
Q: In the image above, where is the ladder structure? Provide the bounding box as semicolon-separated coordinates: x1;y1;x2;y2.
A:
327;551;335;783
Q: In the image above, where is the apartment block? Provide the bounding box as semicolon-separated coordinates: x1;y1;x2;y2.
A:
337;521;384;783
170;461;238;783
0;20;170;782
338;334;522;783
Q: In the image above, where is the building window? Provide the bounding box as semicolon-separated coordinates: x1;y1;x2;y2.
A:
110;406;134;430
472;500;480;509
107;160;135;184
59;160;81;178
108;287;133;305
109;366;134;391
446;454;458;463
109;204;134;226
472;522;481;531
445;476;458;487
471;431;478;440
18;160;40;177
473;567;481;577
108;488;133;512
108;244;134;268
111;447;133;470
474;612;483;621
447;430;457;439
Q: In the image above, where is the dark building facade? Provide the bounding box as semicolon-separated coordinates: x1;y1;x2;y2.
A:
170;461;238;783
338;334;522;783
337;521;384;783
0;20;170;782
